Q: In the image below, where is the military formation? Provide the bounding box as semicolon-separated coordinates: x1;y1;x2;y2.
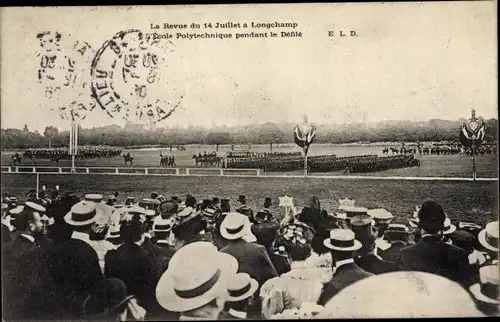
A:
226;151;302;159
345;155;420;173
225;153;420;174
21;146;122;160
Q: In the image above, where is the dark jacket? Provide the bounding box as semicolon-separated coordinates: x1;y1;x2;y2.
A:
2;234;38;271
4;238;104;320
396;235;472;286
251;217;280;248
318;262;374;306
354;253;400;275
221;239;278;286
378;240;407;264
1;223;11;245
105;242;157;310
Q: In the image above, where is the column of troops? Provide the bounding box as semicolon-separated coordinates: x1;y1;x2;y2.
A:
21;146;123;159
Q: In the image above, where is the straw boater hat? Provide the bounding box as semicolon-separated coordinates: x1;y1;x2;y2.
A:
367;209;394;225
323;229;362;252
155;242;238;312
85;194;104;203
226;273;258;302
65;201;98;226
105;224;121;241
321;271;484;318
469;265;500;305
24;201;46;214
478;221;499;252
220;212;252;241
442;217;457;235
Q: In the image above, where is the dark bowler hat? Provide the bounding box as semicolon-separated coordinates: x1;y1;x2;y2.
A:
238;195;246;203
212;197;220;204
185;195;197;208
221;198;230;206
64;201;98;226
151;192;159;199
418;200;446;229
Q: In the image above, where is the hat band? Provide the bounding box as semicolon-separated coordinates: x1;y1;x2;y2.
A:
72;210;96;223
226;224;244;235
480;282;499;300
228;282;252;298
85;198;102;203
154;224;171;231
174;268;221;299
485;232;499;249
330;238;355;248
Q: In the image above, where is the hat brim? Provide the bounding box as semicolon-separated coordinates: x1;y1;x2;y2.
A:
64;211;97;226
443;224;457;235
478;229;499;252
323;238;362;251
227;279;259;302
156;253;238;312
469;283;500;305
220;221;248;240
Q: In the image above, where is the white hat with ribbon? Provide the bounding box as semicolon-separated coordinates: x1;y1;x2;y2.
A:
155;241;238;312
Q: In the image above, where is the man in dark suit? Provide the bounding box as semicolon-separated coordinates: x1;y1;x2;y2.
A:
2;207;43;270
318;229;374;306
220;212;278;286
396;200;472;287
236;195;254;220
105;214;158;316
351;214;400;275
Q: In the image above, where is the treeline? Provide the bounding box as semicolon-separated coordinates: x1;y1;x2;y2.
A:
2;119;498;150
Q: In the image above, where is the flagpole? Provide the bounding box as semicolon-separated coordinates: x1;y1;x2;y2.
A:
304;148;308;178
472;138;476;181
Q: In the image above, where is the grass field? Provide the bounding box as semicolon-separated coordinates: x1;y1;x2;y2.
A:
2;144;498;178
2;174;497;226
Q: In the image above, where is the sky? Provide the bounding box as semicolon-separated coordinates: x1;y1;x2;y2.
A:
1;2;497;132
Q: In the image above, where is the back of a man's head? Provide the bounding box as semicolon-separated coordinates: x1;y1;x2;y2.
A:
418;200;446;234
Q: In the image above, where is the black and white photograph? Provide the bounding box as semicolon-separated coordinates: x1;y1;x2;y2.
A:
1;2;498;319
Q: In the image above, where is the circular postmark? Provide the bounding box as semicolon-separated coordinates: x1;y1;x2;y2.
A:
90;29;183;124
36;31;96;121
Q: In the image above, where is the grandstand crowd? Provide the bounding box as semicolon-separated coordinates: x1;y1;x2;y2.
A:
1;186;498;320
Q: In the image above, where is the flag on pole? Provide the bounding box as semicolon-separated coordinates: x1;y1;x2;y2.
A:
294;116;316;155
459;109;486;149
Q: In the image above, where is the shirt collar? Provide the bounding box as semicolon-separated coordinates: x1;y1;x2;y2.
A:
336;258;354;268
20;234;35;243
229;309;247;319
72;231;90;241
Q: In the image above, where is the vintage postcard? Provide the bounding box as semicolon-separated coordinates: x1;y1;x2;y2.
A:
1;2;498;320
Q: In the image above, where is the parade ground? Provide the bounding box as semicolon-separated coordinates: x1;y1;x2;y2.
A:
2;173;498;226
1;144;498;178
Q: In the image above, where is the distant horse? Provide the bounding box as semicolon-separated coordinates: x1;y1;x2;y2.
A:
123;154;134;166
382;147;389;154
390;148;399;154
12;154;22;165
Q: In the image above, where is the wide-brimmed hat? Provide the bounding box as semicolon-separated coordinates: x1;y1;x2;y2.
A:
65;201;98;226
24;201;46;214
368;209;394;225
226;273;258;302
469;265;500;305
156;242;238;312
153;217;174;232
85;194;103;203
478;221;499;252
323;229;362;252
442;218;457;235
321;271;484;318
220;212;252;240
105;224;121;241
138;198;155;210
